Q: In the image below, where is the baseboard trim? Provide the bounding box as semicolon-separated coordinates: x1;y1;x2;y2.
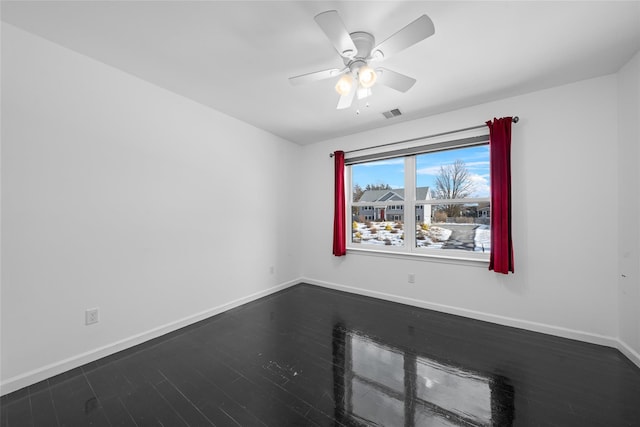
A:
617;339;640;369
302;277;622;350
1;279;301;396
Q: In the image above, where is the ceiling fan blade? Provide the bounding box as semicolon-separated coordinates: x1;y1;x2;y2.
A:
376;68;417;92
337;86;356;110
314;10;358;59
357;87;372;100
288;68;346;86
371;15;435;61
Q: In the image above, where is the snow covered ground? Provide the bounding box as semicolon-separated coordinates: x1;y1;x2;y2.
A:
352;221;405;247
352;221;490;252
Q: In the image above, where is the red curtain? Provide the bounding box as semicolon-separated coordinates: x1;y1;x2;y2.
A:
486;117;514;274
333;151;347;256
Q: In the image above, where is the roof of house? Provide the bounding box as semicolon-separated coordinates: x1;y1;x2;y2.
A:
359;187;430;202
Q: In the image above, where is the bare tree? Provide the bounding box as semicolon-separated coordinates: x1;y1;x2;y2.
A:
353;184;365;202
365;183;393;191
434;160;474;217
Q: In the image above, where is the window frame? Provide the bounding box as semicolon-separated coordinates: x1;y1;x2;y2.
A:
346;135;491;263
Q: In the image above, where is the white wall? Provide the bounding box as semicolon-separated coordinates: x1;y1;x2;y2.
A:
301;75;621;347
0;24;302;393
617;50;640;361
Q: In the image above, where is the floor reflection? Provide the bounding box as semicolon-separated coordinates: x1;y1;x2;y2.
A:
333;324;514;427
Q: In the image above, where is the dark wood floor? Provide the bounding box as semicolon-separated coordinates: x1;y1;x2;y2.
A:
2;283;640;426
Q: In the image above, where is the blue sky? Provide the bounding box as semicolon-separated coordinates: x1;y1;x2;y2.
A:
351;145;490;198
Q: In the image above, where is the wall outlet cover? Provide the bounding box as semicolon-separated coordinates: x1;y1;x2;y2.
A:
85;308;99;325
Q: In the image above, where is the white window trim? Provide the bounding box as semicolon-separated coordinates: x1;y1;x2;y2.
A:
347;246;490;266
346;144;490;264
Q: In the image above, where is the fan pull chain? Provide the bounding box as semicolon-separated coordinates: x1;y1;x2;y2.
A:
355;101;370;116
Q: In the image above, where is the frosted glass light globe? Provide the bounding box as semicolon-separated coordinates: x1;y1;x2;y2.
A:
335;74;353;95
358;66;377;88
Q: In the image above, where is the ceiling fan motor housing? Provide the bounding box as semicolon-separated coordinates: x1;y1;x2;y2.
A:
344;32;375;66
348;59;368;75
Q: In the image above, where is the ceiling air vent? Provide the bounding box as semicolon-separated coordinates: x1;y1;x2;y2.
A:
382;108;402;119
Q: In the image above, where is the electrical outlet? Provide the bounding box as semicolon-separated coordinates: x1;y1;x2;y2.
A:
408;274;415;284
85;308;99;325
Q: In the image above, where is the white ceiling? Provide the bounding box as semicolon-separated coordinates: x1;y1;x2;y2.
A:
2;1;639;145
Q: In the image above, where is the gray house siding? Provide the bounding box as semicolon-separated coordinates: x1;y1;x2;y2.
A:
355;187;432;223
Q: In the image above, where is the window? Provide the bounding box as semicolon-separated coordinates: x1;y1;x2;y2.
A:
351;158;406;248
348;140;490;260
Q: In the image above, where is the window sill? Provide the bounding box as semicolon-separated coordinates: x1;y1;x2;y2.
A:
346;246;490;268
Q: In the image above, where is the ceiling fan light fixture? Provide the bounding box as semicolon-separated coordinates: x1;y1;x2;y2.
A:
358;65;377;88
335;74;353;95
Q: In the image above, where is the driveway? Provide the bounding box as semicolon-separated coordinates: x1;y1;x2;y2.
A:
440;224;479;250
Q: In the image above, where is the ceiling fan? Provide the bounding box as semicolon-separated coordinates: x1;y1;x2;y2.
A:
288;10;435;110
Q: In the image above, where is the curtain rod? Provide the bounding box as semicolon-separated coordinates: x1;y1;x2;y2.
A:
329;116;519;157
